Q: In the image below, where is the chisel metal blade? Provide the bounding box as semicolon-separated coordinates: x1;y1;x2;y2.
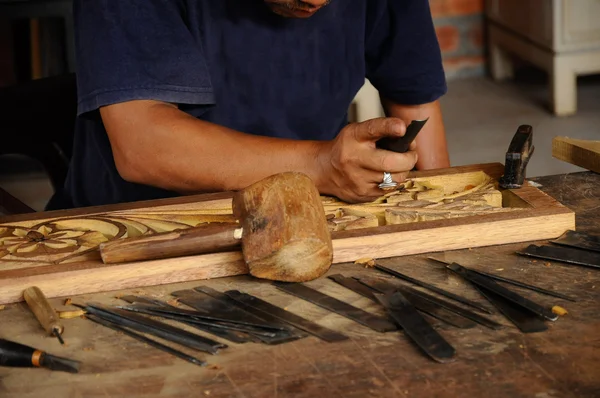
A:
446;263;558;321
274;282;398;332
355;276;503;330
329;274;475;329
551;230;600;253
86;314;207;367
471;269;576;302
327;274;382;301
78;303;226;354
119;295;256;344
118;302;285;331
517;244;600;269
224;290;349;343
116;304;280;337
428;257;576;302
173;289;303;345
373;263;494;314
472;285;548;334
193;286;307;337
374;292;456;363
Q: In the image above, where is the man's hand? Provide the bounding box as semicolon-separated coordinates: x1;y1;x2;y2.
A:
99;100;417;204
315;117;418;203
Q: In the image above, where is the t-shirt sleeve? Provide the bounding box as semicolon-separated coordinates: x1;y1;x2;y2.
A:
73;0;214;117
365;0;447;105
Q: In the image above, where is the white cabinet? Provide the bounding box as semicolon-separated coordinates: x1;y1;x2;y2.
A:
486;0;600;116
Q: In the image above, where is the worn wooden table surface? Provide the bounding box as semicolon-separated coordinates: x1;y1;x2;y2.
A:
1;171;599;398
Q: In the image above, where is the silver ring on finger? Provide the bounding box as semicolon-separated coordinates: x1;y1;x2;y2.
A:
378;171;398;190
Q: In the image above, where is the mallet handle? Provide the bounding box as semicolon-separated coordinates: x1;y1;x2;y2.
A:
99;223;242;264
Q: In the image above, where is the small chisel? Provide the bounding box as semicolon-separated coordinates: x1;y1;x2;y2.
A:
23;286;65;344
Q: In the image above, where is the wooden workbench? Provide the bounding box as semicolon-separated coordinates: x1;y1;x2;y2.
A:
1;171;599;398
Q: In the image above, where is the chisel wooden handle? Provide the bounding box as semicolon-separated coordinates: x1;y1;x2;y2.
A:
99;223;243;264
23;286;63;338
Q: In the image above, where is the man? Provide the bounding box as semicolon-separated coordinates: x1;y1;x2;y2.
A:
51;0;449;210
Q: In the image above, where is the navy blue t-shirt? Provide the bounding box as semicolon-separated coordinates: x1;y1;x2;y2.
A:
58;0;447;209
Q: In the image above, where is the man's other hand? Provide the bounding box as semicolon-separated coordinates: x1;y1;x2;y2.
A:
315;117;418;203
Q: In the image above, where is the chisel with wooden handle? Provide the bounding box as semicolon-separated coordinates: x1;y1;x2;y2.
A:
23;286;65;344
0;338;79;373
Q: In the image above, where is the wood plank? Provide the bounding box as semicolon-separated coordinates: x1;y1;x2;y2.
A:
0;163;576;304
552;136;600;173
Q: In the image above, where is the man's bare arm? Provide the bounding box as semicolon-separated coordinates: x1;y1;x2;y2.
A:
380;98;450;170
100;99;418;202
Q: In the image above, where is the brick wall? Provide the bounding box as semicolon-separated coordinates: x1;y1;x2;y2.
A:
430;0;486;80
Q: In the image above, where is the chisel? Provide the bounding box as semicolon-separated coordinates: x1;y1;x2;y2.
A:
23;286;65;344
0;338;79;373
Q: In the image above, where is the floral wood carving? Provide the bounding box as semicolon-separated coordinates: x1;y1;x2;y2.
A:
0;171;518;265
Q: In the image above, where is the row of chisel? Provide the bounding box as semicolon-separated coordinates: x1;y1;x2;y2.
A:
78;229;598;366
3;229;595;372
75;252;580;366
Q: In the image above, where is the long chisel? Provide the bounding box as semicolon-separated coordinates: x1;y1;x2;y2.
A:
173;289;303;345
472;269;576;302
76;303;227;354
374;292;456;363
224;290;349;342
354;277;503;330
116;304;280;337
274;282;398;332
517;244;600;269
122;300;286;331
329;274;475;329
446;263;558;321
471;286;548;334
327;274;383;301
373;264;494;314
119;295;255;344
86;314;206;367
551;230;600;253
428;257;576;302
193;286;308;338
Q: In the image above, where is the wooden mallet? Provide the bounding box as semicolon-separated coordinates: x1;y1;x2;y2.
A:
99;172;333;282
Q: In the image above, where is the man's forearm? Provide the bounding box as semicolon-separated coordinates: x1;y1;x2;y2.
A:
380;98;450;170
100;100;324;194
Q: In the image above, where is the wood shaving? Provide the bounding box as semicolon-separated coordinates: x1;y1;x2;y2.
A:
167;298;180;307
552;306;568;316
0;305;5;311
544;262;551;267
58;309;87;319
354;257;376;267
64;298;72;306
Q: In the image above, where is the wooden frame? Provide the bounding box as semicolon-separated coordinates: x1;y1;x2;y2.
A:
0;163;575;304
